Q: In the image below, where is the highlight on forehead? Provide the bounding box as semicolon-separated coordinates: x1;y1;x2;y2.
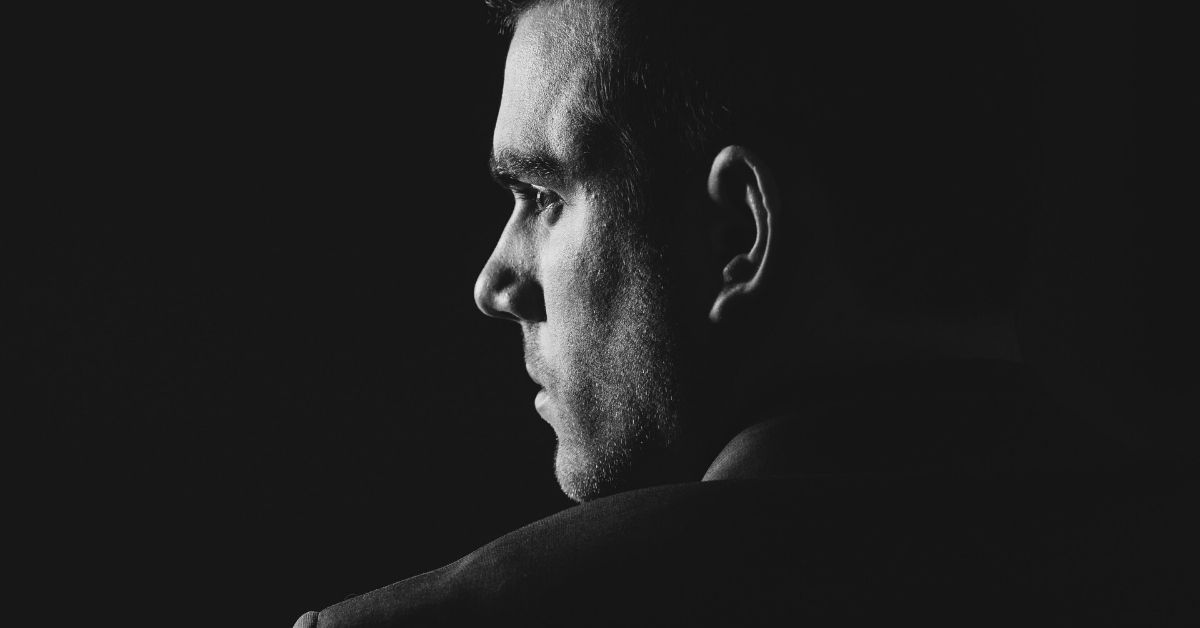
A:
491;0;614;37
505;0;622;103
491;0;642;207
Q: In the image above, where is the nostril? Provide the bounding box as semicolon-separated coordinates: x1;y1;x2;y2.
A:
509;279;546;323
492;294;523;322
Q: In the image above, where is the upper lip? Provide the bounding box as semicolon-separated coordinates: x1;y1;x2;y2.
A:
525;362;543;387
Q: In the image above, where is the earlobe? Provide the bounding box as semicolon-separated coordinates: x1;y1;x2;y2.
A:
707;145;778;323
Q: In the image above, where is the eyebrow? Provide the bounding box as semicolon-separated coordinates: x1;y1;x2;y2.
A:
489;148;570;189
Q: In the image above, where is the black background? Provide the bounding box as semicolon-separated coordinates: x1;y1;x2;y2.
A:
13;4;1146;626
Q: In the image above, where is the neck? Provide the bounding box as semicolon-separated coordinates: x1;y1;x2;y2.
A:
704;358;1122;480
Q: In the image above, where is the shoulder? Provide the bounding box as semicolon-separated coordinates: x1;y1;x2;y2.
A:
305;469;1199;626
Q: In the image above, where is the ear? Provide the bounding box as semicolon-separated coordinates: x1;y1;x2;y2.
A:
707;145;778;323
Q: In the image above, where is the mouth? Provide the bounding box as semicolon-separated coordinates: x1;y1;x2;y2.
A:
526;363;552;421
524;362;542;387
534;388;561;428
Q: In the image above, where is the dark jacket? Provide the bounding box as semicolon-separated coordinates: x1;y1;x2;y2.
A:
299;361;1197;626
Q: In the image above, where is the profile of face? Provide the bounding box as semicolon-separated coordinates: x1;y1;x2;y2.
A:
474;6;693;503
475;1;784;502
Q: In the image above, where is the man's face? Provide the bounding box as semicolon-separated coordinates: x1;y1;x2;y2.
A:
475;6;692;502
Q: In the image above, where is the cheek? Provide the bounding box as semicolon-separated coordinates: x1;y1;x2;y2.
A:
542;212;624;327
538;211;632;373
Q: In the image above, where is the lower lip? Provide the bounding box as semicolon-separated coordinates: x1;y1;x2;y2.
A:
534;389;551;420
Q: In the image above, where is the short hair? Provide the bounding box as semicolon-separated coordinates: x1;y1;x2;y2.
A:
486;0;1040;319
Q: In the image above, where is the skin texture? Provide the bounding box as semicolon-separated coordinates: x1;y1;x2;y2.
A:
290;4;1059;625
476;5;691;503
474;1;1025;503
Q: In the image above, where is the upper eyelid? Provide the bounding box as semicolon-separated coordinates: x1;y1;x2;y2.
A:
492;168;562;194
489;150;569;190
499;177;530;191
511;182;557;198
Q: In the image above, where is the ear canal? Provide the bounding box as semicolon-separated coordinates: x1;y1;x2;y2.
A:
723;256;755;283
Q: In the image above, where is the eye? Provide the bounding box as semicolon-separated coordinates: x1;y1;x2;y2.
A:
533;187;563;214
515;186;564;219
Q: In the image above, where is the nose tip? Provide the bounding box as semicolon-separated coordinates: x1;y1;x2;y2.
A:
474;266;504;318
474;260;544;323
474;262;518;321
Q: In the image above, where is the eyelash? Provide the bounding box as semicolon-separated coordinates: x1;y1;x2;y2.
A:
516;186;564;217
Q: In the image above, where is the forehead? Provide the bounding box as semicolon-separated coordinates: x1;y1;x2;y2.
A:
493;4;596;169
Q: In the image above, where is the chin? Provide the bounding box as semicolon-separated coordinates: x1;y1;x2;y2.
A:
554;422;670;503
553;440;599;503
553;436;630;503
546;377;682;502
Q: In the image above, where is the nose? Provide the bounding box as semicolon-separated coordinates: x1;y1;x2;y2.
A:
474;225;545;323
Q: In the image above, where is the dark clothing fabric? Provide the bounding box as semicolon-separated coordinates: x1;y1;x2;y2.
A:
704;359;1117;479
307;361;1198;626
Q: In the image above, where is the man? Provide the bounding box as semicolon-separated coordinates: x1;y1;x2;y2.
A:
474;0;1049;505
296;1;1188;625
